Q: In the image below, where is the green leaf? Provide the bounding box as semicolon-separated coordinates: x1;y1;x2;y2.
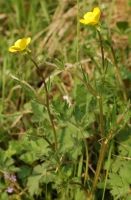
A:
22;138;49;154
73;105;84;124
8;166;20;172
31;101;46;122
119;67;131;80
0;149;15;171
20;152;38;164
57;124;83;160
117;126;131;156
18;165;32;179
0;192;8;200
27;175;43;196
39;171;57;184
61;164;72;177
116;21;128;35
52;97;73;121
119;161;131;184
108;172;130;199
6;141;22;156
52;58;64;69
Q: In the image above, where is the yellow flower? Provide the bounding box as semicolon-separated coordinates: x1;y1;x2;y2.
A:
9;37;31;54
79;7;101;26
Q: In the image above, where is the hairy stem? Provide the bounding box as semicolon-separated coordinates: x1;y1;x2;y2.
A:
88;96;106;199
97;30;104;69
30;57;57;151
88;31;106;199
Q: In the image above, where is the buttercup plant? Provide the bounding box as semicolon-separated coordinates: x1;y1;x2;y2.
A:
78;6;129;200
5;2;130;200
79;7;105;200
9;37;58;152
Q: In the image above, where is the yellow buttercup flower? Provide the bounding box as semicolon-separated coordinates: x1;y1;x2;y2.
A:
79;7;101;26
9;37;31;54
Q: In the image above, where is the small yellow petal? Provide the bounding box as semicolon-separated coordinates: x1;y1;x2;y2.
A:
84;12;92;20
93;7;101;22
26;37;31;45
79;19;89;25
9;46;21;52
19;38;27;50
14;39;22;47
19;38;31;50
93;7;101;16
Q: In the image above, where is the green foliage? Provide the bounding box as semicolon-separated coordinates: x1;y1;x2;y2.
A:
0;149;15;172
0;192;8;200
1;1;131;200
116;21;129;35
108;160;131;199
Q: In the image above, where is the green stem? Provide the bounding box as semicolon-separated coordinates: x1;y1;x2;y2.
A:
88;143;106;200
97;30;105;95
88;31;106;199
88;97;106;199
76;0;80;64
30;57;58;151
98;97;105;138
69;181;88;197
97;30;104;69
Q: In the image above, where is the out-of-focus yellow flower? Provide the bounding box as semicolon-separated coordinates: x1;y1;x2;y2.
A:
79;7;101;26
9;37;31;54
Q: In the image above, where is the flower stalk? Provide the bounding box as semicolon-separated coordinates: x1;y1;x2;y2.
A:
30;57;58;151
88;96;106;199
79;8;107;199
97;30;104;69
88;30;106;199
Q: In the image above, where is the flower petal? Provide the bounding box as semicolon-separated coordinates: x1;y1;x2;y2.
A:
79;19;90;25
19;38;28;50
14;39;22;47
93;7;101;15
93;7;101;22
84;12;93;20
9;46;21;52
26;37;31;45
19;37;31;50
